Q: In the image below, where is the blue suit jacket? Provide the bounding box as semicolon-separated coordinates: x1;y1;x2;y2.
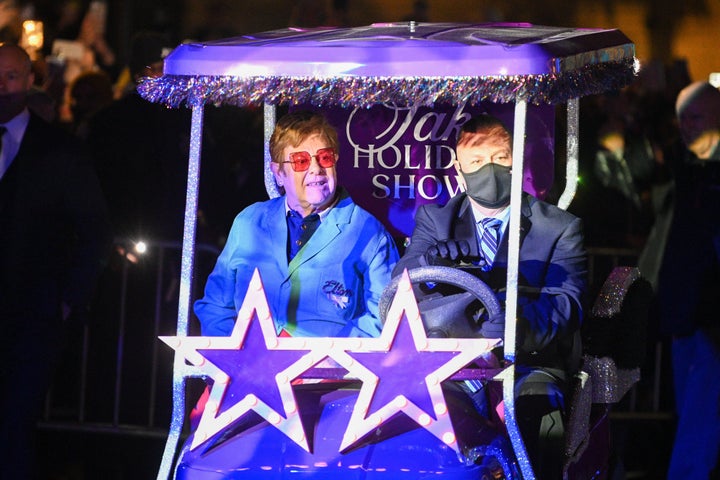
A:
393;193;587;372
195;189;399;338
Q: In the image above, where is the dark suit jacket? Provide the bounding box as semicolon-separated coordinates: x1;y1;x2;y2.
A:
87;92;191;242
394;193;587;373
0;113;112;321
657;145;720;336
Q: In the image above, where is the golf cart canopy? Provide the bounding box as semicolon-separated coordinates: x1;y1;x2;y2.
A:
138;22;636;108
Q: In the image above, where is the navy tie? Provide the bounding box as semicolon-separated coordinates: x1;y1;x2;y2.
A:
479;217;501;271
461;218;502;395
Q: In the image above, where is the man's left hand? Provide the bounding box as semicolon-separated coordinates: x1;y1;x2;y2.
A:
424;239;471;265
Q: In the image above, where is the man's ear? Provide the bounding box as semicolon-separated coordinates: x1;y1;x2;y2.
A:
270;162;284;186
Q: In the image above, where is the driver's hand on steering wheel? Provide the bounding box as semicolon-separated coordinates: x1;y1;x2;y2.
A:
479;312;505;339
424;239;473;266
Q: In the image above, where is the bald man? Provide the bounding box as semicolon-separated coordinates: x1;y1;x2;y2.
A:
0;44;112;479
657;81;720;478
675;81;720;160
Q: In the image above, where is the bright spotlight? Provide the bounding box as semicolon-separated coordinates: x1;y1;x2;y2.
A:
135;241;148;254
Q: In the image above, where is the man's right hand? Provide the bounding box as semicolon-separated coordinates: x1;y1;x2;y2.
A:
479;312;505;339
424;239;471;265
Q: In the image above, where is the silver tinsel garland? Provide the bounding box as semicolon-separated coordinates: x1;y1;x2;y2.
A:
138;58;636;108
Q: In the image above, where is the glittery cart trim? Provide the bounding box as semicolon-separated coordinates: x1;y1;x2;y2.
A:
466;444;521;479
498;365;535;479
564;371;591;458
584;356;640;404
582;266;643;406
564;359;639;462
592;266;641;318
138;59;636;109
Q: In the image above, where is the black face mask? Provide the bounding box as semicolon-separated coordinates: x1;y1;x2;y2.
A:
461;163;512;208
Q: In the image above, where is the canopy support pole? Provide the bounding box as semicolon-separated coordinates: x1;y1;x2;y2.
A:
558;97;579;210
504;97;535;480
264;104;280;198
156;103;204;480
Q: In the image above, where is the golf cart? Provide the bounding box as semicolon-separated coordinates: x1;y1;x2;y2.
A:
139;22;647;479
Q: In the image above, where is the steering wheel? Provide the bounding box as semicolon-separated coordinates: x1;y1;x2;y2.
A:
379;266;502;338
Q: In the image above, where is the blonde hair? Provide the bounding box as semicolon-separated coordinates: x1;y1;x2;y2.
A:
269;111;339;164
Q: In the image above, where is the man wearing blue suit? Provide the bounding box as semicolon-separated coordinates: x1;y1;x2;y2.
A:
393;113;587;479
195;111;399;339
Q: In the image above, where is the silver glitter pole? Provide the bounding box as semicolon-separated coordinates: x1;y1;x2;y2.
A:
264;104;280;198
156;104;204;480
504;97;535;480
558;97;579;210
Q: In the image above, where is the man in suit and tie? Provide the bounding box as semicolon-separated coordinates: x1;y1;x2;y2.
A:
0;43;112;479
189;110;399;429
393;113;587;478
195;110;399;339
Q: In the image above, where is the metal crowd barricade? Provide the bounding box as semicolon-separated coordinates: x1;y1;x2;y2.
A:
38;239;220;439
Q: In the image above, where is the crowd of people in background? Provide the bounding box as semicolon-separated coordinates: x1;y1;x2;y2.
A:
0;0;718;477
0;1;702;256
1;5;268;477
571;61;720;477
1;0;268;249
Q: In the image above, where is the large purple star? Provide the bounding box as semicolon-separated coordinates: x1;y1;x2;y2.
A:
160;269;323;451
198;312;310;416
329;270;501;453
346;311;460;418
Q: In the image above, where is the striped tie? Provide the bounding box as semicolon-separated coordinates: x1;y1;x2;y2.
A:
479;217;501;271
462;218;502;395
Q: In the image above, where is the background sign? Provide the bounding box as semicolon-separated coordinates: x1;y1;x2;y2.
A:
306;102;555;240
